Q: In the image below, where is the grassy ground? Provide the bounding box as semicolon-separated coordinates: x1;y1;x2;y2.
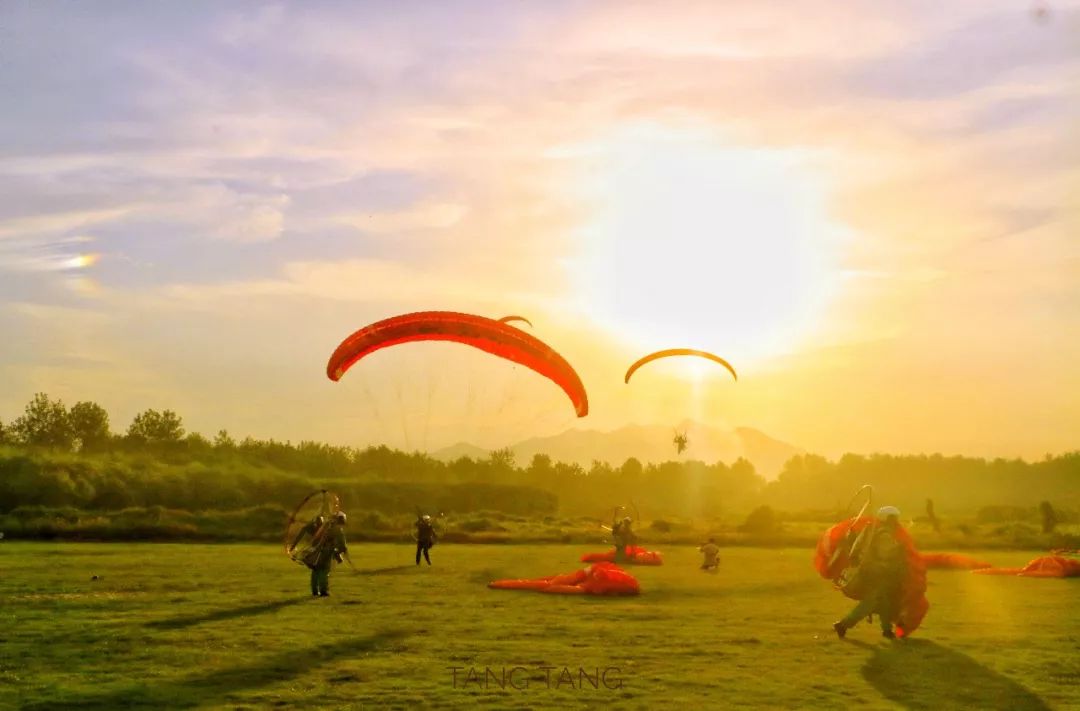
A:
0;542;1075;710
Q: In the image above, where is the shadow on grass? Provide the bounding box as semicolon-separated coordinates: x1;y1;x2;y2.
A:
22;629;410;710
146;597;307;630
861;638;1051;711
643;580;815;602
352;565;416;576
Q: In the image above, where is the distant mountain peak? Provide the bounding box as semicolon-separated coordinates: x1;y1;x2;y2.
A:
429;441;490;461
430;422;802;478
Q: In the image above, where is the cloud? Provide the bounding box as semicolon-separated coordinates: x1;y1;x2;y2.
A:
181;185;290;243
158;256;544;310
333;201;468;234
0;208;132;240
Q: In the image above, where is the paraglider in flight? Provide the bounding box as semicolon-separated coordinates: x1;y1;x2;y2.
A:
673;431;689;455
497;315;533;328
624;349;738;384
326;311;588;417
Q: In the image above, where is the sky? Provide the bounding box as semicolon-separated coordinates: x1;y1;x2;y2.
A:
0;1;1077;460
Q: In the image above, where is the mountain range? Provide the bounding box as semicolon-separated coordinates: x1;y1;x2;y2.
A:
431;421;803;479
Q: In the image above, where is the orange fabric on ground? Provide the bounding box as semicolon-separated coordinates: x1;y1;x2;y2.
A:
581;545;664;565
489;562;641;595
973;555;1080;578
920;552;992;570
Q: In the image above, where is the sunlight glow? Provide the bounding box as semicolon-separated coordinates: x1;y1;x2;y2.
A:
62;253;100;270
568;123;847;367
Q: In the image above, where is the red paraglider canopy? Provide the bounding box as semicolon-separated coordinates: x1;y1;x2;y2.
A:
326;311;588;417
497;315;533;328
581;545;663;566
488;562;640;596
972;555;1080;578
920;552;992;570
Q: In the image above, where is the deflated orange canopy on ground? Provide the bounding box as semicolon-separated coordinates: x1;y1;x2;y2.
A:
920;552;992;570
581;545;663;566
972;555;1080;578
488;562;641;595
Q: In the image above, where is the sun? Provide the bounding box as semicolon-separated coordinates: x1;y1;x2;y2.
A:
567;123;846;369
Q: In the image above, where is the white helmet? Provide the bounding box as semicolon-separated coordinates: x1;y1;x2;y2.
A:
335;511;347;523
422;514;432;522
877;505;901;520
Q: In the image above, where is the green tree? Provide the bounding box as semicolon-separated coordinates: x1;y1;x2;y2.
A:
126;409;185;446
729;457;757;482
184;432;212;454
1039;501;1058;534
619;457;643;480
737;505;780;535
486;447;516;482
528;452;552;472
213;429;235;449
10;393;74;449
525;453;553;485
489;447;516;471
69;401;111;451
589;459;614;477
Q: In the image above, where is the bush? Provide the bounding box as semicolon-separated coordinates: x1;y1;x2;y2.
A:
357;511;394;531
738;506;781;535
458;517;508;533
977;506;1036;524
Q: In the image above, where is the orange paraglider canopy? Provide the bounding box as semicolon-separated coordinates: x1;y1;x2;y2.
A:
326;311;588;417
814;516;929;637
624;348;737;384
488;562;640;596
920;552;992;570
972;555;1080;578
497;315;533;328
581;545;663;566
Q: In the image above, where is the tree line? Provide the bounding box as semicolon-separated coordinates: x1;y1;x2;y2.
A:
1;393;1076;521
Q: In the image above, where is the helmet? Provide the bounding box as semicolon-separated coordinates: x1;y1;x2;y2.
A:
623;516;632;524
877;505;901;520
422;514;432;522
335;511;347;524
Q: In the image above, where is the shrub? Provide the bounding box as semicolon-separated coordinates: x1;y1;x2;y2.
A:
737;506;781;535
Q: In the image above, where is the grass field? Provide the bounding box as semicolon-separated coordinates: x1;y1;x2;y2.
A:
0;542;1075;710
